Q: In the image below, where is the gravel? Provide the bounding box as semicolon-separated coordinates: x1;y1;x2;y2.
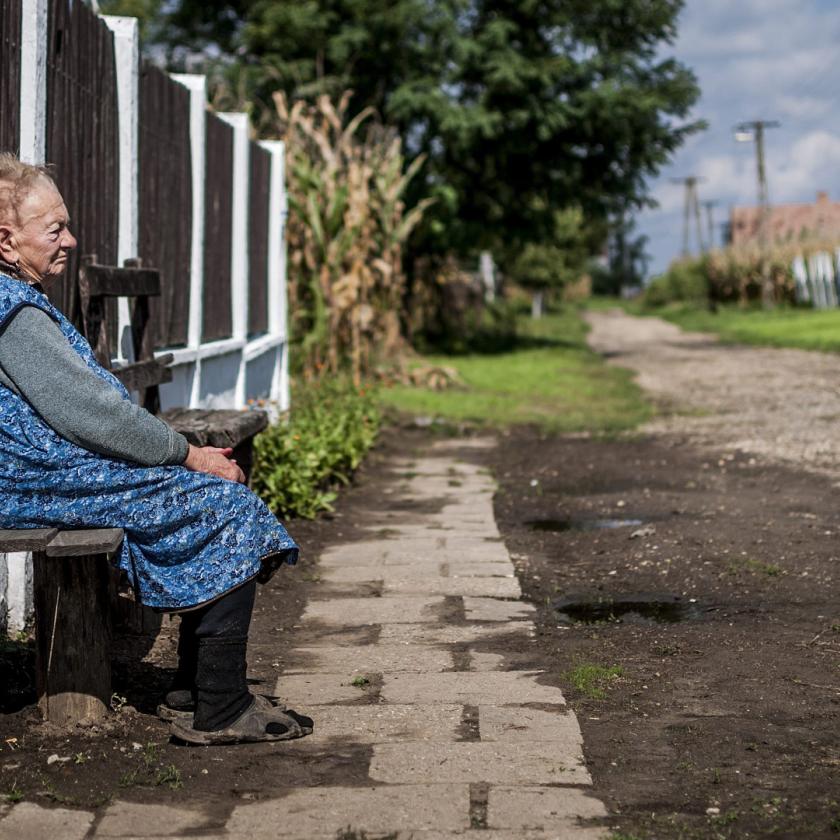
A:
586;308;840;480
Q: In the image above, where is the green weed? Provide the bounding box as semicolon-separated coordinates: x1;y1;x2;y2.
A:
253;378;380;519
5;784;23;803
350;676;371;688
155;765;182;790
566;663;624;699
728;557;783;577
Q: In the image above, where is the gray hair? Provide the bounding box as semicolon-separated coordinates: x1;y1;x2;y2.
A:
0;153;57;225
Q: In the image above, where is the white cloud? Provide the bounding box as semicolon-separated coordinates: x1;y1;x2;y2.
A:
637;0;840;274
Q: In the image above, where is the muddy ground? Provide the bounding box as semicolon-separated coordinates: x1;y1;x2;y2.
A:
1;422;839;839
491;426;840;839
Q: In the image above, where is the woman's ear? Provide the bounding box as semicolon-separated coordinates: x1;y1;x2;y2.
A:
0;223;19;265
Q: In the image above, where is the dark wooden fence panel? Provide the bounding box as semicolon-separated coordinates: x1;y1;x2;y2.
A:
0;0;21;154
202;113;233;342
46;0;119;333
248;142;271;337
138;63;192;349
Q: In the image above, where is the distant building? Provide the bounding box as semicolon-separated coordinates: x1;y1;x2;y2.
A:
729;191;840;247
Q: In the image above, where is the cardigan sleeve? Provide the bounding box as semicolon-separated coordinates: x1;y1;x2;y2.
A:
0;305;189;466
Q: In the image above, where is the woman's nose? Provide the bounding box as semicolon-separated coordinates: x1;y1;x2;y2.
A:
62;228;77;250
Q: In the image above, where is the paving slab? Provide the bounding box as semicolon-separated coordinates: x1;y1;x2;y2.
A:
319;564;445;583
478;706;584;745
447;561;516;577
383;576;522;598
302;595;445;625
225;784;471;837
286;703;462;743
284;644;455;673
381;672;567;705
463;596;536;621
274;672;379;705
384;830;608;840
487;786;608;829
0;803;94;840
378;622;526;645
95;802;215;836
369;742;591;784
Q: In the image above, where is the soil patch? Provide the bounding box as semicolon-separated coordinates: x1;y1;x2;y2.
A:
489;426;840;839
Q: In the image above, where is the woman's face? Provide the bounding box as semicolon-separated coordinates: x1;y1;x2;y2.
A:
4;181;76;283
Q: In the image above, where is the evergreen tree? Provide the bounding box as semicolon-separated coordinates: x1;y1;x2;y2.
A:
107;0;702;270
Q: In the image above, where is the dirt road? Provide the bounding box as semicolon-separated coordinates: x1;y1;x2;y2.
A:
586;308;840;479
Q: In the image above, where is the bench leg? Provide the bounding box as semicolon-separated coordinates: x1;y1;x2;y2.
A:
33;551;113;725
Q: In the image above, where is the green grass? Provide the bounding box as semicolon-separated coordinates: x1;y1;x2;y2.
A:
379;307;651;433
566;662;624;699
642;302;840;354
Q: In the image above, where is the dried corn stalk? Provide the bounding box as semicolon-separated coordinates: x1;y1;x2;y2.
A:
269;91;433;384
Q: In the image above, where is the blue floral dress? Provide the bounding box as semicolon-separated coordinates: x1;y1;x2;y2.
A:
0;273;298;609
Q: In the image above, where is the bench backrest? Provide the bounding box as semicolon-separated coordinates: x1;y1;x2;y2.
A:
79;255;173;413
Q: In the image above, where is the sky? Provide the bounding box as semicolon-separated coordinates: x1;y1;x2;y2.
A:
638;0;840;277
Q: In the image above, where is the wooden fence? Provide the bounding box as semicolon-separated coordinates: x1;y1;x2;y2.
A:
0;1;290;633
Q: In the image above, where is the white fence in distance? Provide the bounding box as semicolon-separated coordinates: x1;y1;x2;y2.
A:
792;250;840;309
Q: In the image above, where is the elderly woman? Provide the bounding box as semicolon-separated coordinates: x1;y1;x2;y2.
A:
0;153;312;745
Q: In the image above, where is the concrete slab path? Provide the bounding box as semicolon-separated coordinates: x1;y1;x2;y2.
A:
0;438;608;839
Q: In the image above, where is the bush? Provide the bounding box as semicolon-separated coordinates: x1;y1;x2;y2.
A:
252;379;381;519
643;257;709;307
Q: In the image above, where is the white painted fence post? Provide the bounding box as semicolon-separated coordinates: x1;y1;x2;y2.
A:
6;0;49;633
101;15;139;363
219;113;250;408
259;140;290;413
18;0;48;164
170;74;207;408
792;255;809;304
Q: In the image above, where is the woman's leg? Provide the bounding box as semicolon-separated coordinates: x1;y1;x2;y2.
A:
192;580;257;732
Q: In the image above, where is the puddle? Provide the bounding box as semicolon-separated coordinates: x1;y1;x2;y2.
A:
554;594;707;625
527;518;644;533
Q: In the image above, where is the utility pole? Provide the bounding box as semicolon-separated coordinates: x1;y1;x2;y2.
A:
672;176;706;257
735;120;781;307
702;201;718;251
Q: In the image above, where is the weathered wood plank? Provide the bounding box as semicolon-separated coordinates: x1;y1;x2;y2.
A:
80;264;161;298
33;550;112;725
0;528;59;552
161;408;268;449
46;529;124;558
112;355;174;392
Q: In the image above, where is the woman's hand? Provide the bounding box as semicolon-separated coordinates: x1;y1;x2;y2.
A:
183;445;246;484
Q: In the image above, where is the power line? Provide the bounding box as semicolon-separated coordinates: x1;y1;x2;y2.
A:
671;176;706;257
735;120;781;306
702;200;719;251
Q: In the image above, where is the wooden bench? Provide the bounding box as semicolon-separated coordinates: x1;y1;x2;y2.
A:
0;257;271;725
0;526;124;726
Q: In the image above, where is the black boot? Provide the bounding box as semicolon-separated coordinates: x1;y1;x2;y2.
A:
192;635;254;731
163;613;200;712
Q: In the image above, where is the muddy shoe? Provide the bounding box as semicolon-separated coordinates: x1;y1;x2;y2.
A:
170;695;313;745
157;689;194;723
158;691;289;724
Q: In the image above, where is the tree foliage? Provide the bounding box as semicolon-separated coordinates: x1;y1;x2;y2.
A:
114;0;702;271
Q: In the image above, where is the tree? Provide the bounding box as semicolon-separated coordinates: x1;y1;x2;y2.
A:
124;0;702;273
508;207;590;317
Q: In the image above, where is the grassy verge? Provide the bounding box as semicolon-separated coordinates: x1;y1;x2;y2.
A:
379;306;651;433
634;302;840;354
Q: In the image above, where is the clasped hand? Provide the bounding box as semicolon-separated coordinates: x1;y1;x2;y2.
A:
183;444;245;483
